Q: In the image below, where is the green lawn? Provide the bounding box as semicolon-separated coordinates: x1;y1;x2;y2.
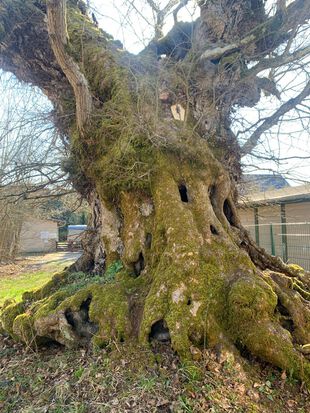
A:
0;255;77;306
0;270;55;306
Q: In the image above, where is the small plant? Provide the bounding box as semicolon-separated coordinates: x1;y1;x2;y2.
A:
180;362;203;382
104;260;123;282
257;380;274;401
138;375;157;391
74;366;84;380
178;394;194;412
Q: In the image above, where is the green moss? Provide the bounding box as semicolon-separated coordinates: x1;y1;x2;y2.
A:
33;290;71;321
227;276;310;385
228;276;277;333
13;313;35;346
0;268;118;342
22;271;69;302
1;301;25;338
0;262;149;349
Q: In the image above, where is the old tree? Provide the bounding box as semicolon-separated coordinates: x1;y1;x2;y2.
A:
1;0;310;384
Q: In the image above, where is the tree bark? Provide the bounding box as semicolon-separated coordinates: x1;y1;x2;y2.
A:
0;0;310;387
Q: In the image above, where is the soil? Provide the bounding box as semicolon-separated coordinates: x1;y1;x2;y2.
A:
0;252;81;278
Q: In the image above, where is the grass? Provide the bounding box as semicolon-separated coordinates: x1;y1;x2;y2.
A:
0;270;55;306
0;255;76;306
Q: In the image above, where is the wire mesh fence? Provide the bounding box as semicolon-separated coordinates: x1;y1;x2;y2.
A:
244;222;310;271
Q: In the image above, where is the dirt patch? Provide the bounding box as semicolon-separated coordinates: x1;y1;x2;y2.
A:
0;252;81;278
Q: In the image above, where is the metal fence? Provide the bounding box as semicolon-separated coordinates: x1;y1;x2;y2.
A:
244;222;310;271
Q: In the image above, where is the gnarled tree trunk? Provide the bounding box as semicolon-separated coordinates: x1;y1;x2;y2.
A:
0;0;310;386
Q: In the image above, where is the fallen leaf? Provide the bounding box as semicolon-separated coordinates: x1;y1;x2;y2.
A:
287;399;296;407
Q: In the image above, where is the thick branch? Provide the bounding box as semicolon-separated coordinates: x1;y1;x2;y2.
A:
46;0;92;132
200;0;310;62
200;37;254;62
241;80;310;155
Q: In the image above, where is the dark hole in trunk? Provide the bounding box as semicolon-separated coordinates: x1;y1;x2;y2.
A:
235;339;252;360
223;199;236;226
64;296;98;340
80;296;92;322
145;233;152;249
210;225;218;235
276;300;294;333
211;57;221;65
134;252;145;276
280;318;294;333
187;298;192;305
149;319;171;342
65;308;75;327
276;300;290;316
179;184;189;203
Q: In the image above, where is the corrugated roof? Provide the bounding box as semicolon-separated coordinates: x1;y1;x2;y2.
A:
68;225;88;230
241;184;310;206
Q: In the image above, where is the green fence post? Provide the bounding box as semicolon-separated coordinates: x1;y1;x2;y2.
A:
254;207;260;245
270;224;275;256
281;204;288;262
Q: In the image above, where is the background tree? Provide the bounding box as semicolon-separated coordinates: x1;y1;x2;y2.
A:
1;0;310;386
0;72;73;200
0;70;90;258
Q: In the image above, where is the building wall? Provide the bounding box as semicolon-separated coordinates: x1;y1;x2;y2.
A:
19;218;58;253
285;202;310;222
257;205;282;257
238;207;255;226
67;229;86;241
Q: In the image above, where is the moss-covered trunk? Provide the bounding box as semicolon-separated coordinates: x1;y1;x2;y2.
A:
1;0;310;388
2;131;310;386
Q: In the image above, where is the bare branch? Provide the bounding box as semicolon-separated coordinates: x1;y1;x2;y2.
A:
146;0;179;38
241;80;310;155
247;45;310;77
46;0;92;132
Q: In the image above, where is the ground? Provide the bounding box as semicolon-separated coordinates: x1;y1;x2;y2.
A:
0;335;309;413
0;252;81;305
0;256;309;412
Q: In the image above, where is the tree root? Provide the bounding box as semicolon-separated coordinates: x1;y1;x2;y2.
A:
1;259;310;387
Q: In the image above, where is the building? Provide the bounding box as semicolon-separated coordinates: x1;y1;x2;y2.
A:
19;217;59;253
239;184;310;270
67;225;88;241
